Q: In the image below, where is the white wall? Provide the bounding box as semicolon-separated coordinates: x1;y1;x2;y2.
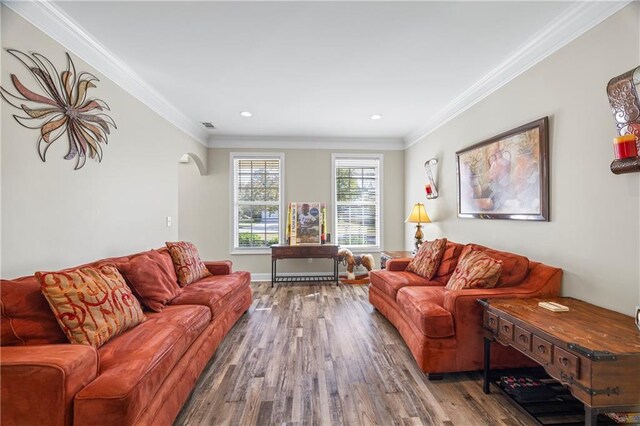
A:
178;147;404;277
405;4;640;315
3;3;639;315
1;7;207;278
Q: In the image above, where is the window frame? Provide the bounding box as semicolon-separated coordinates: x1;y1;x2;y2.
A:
331;153;383;252
229;152;285;255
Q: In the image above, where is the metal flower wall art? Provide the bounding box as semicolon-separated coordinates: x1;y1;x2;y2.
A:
1;49;116;169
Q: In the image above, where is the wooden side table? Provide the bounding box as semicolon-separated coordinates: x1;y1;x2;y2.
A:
271;244;339;287
380;250;414;269
479;297;640;426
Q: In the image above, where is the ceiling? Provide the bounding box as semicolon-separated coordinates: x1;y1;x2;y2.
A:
11;1;625;147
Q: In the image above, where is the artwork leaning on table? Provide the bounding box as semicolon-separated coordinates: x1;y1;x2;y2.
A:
287;202;327;245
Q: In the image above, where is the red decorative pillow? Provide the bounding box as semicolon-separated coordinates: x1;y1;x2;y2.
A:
37;265;146;347
445;250;503;290
406;238;448;280
119;250;182;312
165;241;212;286
434;241;465;278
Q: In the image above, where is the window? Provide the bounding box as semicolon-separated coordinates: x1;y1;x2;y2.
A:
231;153;284;252
332;154;382;249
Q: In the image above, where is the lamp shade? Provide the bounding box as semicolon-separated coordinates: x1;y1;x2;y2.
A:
405;203;431;224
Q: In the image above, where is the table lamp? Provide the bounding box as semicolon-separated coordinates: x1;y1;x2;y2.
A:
406;203;431;250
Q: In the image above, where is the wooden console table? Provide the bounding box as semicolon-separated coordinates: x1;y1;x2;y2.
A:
271;244;339;287
380;250;414;269
479;297;640;426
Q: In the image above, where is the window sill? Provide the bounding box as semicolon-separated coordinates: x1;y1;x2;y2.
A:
230;249;271;255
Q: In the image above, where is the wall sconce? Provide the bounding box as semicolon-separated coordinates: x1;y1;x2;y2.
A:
424;158;439;199
607;66;640;174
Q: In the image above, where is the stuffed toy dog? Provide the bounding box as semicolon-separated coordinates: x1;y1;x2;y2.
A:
337;248;374;280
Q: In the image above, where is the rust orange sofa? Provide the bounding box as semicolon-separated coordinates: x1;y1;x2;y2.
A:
0;248;252;426
369;241;562;378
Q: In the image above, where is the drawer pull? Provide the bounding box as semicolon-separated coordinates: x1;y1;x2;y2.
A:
558;356;569;366
537;345;546;354
518;335;528;343
489;318;495;324
502;325;510;332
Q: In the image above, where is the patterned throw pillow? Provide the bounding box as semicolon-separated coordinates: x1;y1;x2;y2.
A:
165;241;212;286
445;250;503;290
37;265;146;347
406;238;448;280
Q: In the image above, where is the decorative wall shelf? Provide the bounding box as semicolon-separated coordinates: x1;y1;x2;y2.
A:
606;66;640;175
610;157;640;175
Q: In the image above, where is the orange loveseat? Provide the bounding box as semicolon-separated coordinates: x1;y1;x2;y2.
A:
0;248;252;426
369;241;562;378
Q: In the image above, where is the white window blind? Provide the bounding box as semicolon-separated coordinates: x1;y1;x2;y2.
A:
232;155;283;250
333;156;381;248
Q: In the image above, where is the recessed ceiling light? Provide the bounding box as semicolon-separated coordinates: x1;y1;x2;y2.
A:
370;114;383;120
240;111;252;117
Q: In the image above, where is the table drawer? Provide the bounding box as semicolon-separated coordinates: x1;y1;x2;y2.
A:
485;312;498;332
296;247;315;256
554;347;580;379
498;318;514;340
514;326;532;352
532;335;553;365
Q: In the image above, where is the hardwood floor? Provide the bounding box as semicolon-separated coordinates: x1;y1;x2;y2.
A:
175;282;535;426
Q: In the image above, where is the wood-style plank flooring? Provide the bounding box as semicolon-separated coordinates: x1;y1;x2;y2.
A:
175;282;535;426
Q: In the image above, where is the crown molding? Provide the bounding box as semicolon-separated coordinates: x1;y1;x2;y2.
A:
4;0;209;146
403;1;632;149
7;1;628;151
208;135;405;150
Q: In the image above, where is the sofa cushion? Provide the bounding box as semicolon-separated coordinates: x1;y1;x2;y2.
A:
369;270;433;300
165;241;212;286
396;286;454;338
75;305;210;425
434;241;465;279
446;250;503;291
406;238;447;280
463;244;529;287
0;250;156;347
168;271;251;319
0;275;67;346
119;250;182;312
37;266;146;347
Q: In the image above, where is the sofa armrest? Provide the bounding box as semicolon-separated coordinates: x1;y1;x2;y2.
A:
386;258;412;271
204;260;232;275
440;265;562;370
443;265;562;315
1;344;99;426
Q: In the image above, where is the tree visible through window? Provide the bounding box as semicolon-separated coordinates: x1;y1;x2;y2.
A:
333;156;381;248
232;155;283;249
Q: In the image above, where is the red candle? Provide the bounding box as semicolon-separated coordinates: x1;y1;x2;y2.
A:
613;135;638;160
425;184;433;196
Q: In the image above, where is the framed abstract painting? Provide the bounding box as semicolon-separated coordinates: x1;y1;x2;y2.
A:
456;117;549;221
